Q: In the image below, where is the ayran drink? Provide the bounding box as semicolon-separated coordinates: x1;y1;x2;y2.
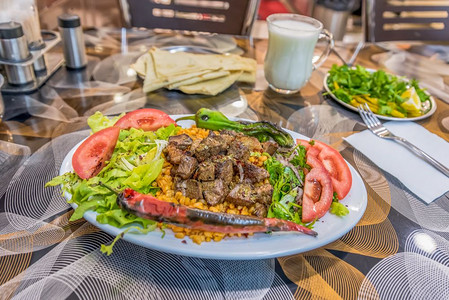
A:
264;14;329;94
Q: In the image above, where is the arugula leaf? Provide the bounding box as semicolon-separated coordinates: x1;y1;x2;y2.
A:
265;156;314;229
290;145;307;168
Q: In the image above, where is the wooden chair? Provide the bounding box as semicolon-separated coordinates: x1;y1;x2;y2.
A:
343;0;449;66
118;0;260;36
364;0;449;42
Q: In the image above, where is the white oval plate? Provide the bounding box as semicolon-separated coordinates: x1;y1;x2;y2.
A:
60;115;367;260
323;73;437;121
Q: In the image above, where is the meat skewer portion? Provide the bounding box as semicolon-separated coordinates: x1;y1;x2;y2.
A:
118;188;318;236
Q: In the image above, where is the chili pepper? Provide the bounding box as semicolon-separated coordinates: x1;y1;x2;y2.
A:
176;108;295;147
118;188;317;236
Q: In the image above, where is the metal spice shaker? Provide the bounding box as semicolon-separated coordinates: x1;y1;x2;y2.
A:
58;14;87;69
0;22;35;85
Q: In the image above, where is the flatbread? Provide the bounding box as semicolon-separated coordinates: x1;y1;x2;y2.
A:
216;55;257;72
131;53;149;76
151;47;219;78
178;71;242;96
135;47;257;95
237;71;256;83
167;70;230;89
143;69;212;93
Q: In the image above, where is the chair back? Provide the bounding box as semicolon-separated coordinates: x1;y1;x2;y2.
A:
364;0;449;42
119;0;260;36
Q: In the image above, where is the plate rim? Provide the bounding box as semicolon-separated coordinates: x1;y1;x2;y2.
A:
60;115;368;260
323;72;437;121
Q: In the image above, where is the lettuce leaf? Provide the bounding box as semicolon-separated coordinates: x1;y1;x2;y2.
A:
46;120;181;254
329;192;349;217
330;202;349;217
87;111;125;133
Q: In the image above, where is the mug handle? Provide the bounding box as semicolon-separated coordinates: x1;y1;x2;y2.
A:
312;29;334;71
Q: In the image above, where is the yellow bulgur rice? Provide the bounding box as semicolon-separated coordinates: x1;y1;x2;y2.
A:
154;126;269;244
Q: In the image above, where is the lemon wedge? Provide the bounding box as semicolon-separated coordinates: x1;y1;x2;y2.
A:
401;87;422;113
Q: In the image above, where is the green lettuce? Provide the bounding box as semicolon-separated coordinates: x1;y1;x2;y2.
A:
46;112;181;254
87;111;125;133
329;192;349;217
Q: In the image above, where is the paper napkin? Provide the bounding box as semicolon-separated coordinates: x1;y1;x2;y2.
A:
344;122;449;203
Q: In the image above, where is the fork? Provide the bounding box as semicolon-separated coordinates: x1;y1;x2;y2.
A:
358;103;449;177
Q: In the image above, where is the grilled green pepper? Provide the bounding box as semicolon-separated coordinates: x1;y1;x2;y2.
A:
176;108;294;147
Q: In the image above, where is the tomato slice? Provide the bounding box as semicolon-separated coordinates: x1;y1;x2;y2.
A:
306;154;324;170
302;167;333;222
296;139;312;150
114;108;175;131
72;127;120;179
313;141;352;200
298;139;352;200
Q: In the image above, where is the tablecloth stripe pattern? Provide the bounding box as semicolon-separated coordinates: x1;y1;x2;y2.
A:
1;91;449;299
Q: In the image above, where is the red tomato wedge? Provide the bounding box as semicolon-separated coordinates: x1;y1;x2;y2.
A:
302;167;333;222
306;154;325;170
297;139;352;200
313;141;352;200
296;139;312;150
114;108;175;131
72;127;120;179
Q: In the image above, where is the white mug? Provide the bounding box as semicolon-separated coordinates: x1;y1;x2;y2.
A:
264;14;334;94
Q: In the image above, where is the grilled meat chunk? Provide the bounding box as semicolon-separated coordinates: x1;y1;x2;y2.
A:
228;140;250;161
218;130;236;147
168;130;277;217
197;161;215;181
168;134;193;150
252;184;273;205
202;179;226;205
194;136;226;162
190;138;202;152
176;179;202;200
226;184;255;206
165;144;185;164
243;163;270;183
220;130;238;137
236;136;262;152
176;156;198;179
261;141;279;156
216;159;234;186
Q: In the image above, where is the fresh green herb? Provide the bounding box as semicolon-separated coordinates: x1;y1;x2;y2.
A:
290;145;308;169
327;64;430;118
265;156;314;229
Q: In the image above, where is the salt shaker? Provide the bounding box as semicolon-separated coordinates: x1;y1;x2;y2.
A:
0;22;35;85
58;14;87;69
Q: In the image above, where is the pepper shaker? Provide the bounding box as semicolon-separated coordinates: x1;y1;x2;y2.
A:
0;22;35;85
58;14;87;69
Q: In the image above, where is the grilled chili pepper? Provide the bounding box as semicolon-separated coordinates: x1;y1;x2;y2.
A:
176;108;295;148
118;188;317;236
